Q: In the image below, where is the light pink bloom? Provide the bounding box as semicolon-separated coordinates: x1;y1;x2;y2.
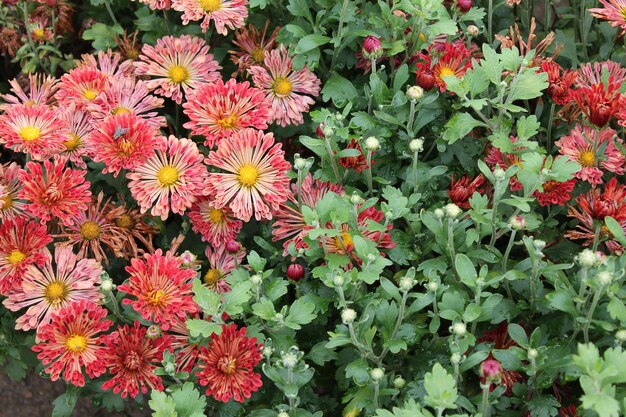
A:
172;0;248;35
133;35;221;104
0;162;27;221
577;60;626;88
203;244;244;294
131;0;172;9
78;49;135;78
248;45;321;126
0;73;58;108
590;1;626;32
189;196;243;246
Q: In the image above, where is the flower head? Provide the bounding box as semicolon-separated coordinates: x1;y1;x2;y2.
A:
105;204;157;258
196;324;263;403
189;196;243;247
1;73;59;107
78;49;135;78
415;42;474;92
577;61;626;89
0;162;28;221
203;244;244;293
448;174;484;209
166;318;202;373
58;105;92;168
32;300;113;387
569;82;622;127
338;139;373;173
172;0;248;35
541;61;578;105
133;35;221;104
204;128;291;222
248;45;321;127
118;249;198;330
56;67;110;109
131;0;172;10
590;0;626;32
533;179;576;206
229;21;279;76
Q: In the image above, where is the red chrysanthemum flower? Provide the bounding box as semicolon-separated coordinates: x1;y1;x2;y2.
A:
183;78;272;148
101;321;169;398
0;217;52;295
590;0;626;32
88;113;161;177
172;0;248;35
0;73;58;107
566;177;626;254
130;0;172;10
2;245;103;332
559;405;580;417
133;35;221;104
229;21;280;76
189;196;243;247
533;179;577;206
484;137;524;192
338;139;373;173
19;158;92;225
540;61;578;105
248;45;321;127
32;300;113;387
204;128;292;222
448;174;484;209
478;323;525;395
55;67;110;109
0;104;68;160
203;244;244;293
415;42;474;92
127;135;207;220
0;162;28;221
196;324;263;403
556;124;625;185
118;249;198;330
577;61;626;89
272;174;344;255
569;81;622;127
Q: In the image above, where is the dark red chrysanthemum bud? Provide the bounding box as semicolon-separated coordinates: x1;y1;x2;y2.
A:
416;70;436;91
480;358;502;381
457;0;472;12
287;264;305;281
362;36;383;59
316;124;325;138
225;240;241;254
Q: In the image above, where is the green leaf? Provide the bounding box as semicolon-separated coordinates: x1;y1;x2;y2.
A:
605;217;626;247
393;64;410;92
252;299;276;321
82;23;124;50
443;113;485;144
186;319;222;338
285;298;317;329
170;382;207;417
424;363;458;410
516;115;540;141
247;250;266;273
295;34;331;54
222;280;253;315
52;390;79;417
322;72;359;106
192;279;220;316
508;70;548;102
455;254;477;286
507;323;528;347
149;391;177;417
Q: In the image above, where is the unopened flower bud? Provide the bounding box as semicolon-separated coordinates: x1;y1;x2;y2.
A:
444;203;462;219
493;167;506;180
350;193;364;205
416;69;436;91
179;250;197;267
342;308;357;324
316;124;325;138
399;276;415;292
225;240;241;254
406;85;424;101
101;278;114;292
370;367;385;381
164;362;176;375
450;352;462;364
323;125;334;137
282;352;299;368
362;36;383;59
457;0;472;12
278;412;290;417
451;322;467;336
251;274;263;286
616;329;626;342
509;215;525;230
409;138;424;153
577;249;597;268
467;25;479;37
294;157;307;170
364;136;380;151
533;239;546;251
366;253;376;262
335;113;343;121
287;264;305;281
427;281;439;292
527;348;538;360
480;358;501;381
146;324;162;339
263;346;274;357
596;271;613;286
333;275;345;287
434;208;445;219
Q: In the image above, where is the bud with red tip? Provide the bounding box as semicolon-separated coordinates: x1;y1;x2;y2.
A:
480;358;502;382
457;0;472;12
287;264;305;281
316;124;325;138
416;69;436;91
362;36;383;59
225;240;241;254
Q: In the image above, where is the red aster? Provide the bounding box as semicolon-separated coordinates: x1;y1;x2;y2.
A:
196;324;263;403
484;137;524;192
32;300;113;387
533;180;576;206
448;174;484;209
118;249;198;330
0;162;28;221
569;81;622;127
166;317;201;373
189;196;243;247
540;61;578;105
478;323;525;395
55;67;110;109
415;42;474;92
338;139;373;173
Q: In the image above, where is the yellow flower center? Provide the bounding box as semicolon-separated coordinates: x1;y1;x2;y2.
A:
208;208;224;224
273;77;292;96
32;28;45;40
7;250;26;265
83;89;98;100
118;139;134;156
168;65;190;84
439;67;456;78
148;289;167;306
238;164;260;187
63;133;81;151
65;334;87;353
126;49;139;60
44;281;67;305
199;0;222;12
334;232;354;251
251;48;265;63
217;355;238;375
116;214;134;229
80;221;102;240
204;268;221;285
112;106;131;115
217;115;238;130
0;194;14;210
579;150;595;167
19;126;41;142
157;165;180;187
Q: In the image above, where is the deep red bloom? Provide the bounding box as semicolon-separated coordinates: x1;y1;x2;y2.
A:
225;240;241;254
287;264;305;281
196;324;263;403
362;36;383;57
484;138;524;192
478;323;525;395
533;180;576;206
569;81;622;127
541;61;578;105
415;42;474;92
338;139;372;173
416;69;436;90
457;0;472;12
448;174;484;209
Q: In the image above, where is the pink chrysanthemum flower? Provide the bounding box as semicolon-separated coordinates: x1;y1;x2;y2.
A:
127;135;207;220
229;21;280;76
248;45;321;127
0;73;59;107
196;324;263;403
133;35;221;104
2;245;103;332
32;300;113;387
576;61;626;88
203;244;244;293
118;249;198;330
19;158;92;225
172;0;248;35
56;67;110;109
131;0;172;10
0;104;68;160
272;174;344;255
89;76;166;128
189;196;243;247
101;321;169;398
555;124;625;185
78;49;135;78
56;193;126;263
29;16;53;43
0;217;52;295
0;162;28;221
590;1;626;33
88;113;161;177
58;105;92;168
204;128;291;222
182;79;271;148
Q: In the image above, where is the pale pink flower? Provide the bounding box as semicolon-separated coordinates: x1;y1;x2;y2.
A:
590;1;626;32
127;135;208;220
204;128;291;222
172;0;248;35
0;73;58;108
189;196;243;247
131;0;172;9
248;45;321;126
133;35;221;104
58;105;93;168
577;60;626;88
203;244;244;293
0;162;27;221
78;49;135;78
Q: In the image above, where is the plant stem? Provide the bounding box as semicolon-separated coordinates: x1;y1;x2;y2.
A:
591;223;601;253
103;0;120;27
324;136;341;182
367;59;376;115
580;0;588;60
406;99;416;134
546;102;555;151
448;219;457;266
575;268;588;311
488;178;503;248
366;150;374;196
21;2;47;72
330;0;351;70
376;290;408;364
501;229;517;272
480;383;492;417
488;0;494;42
583;285;605;343
412;150;420;191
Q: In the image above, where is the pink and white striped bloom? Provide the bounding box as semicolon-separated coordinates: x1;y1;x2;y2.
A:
59;105;93;168
555;124;625;185
127;135;208;220
89;76;166;128
172;0;248;35
78;49;135;78
203;244;244;293
3;245;103;332
189;196;243;246
0;162;27;221
0;104;68;160
183;79;271;148
590;1;626;33
204;128;291;222
248;45;321;127
131;0;172;9
0;73;58;108
56;67;110;109
576;60;626;88
133;35;221;104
